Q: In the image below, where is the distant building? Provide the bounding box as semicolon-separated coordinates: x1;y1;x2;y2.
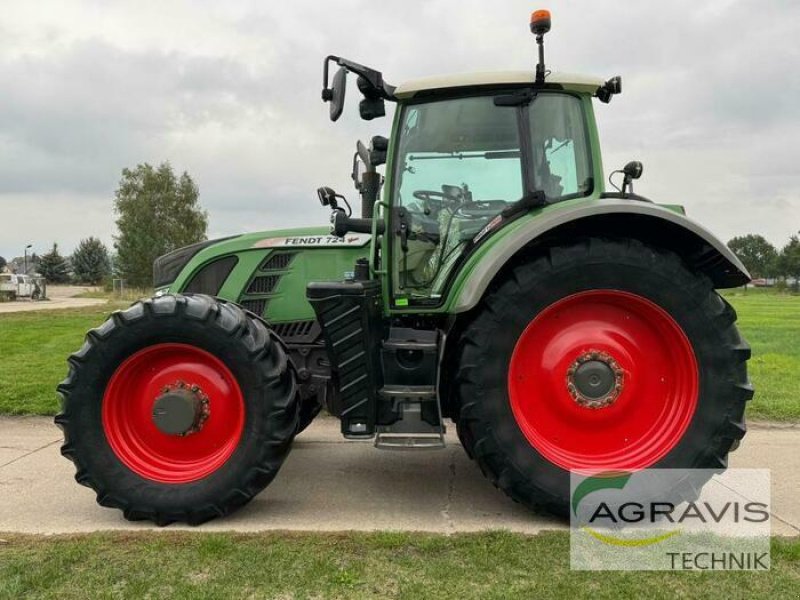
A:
7;255;40;274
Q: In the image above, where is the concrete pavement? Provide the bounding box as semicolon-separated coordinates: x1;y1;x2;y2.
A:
1;417;798;535
0;285;105;314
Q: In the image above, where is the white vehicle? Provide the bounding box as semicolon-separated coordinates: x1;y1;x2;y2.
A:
0;273;39;300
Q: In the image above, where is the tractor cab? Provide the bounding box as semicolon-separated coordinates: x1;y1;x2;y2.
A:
387;78;596;304
310;10;626;443
319;12;621;310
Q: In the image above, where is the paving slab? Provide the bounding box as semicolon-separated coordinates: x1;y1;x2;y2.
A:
0;417;797;535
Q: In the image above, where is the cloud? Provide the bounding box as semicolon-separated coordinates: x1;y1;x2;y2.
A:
0;0;798;263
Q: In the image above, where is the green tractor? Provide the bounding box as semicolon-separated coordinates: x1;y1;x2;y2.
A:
56;11;752;524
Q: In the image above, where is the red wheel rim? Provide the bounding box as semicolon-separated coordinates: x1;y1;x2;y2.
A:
102;343;245;483
508;290;698;472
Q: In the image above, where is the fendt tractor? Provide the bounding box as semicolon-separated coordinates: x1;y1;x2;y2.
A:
57;11;752;524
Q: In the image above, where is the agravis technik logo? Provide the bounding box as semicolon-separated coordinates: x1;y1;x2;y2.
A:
572;471;682;547
570;469;771;570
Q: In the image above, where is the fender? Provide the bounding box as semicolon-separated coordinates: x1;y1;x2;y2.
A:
450;199;750;313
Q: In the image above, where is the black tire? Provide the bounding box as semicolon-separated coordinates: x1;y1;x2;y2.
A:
55;294;298;525
454;238;752;515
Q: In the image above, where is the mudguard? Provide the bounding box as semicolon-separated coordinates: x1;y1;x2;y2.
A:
450;199;750;313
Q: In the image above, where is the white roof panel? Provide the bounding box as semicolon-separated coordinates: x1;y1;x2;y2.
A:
394;70;604;99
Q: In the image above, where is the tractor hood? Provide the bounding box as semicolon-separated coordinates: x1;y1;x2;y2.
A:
155;226;372;323
154;227;371;288
201;226;371;257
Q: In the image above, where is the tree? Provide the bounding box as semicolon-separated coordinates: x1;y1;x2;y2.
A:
727;234;778;279
71;237;111;285
0;256;6;272
38;243;70;283
778;233;800;289
114;162;208;287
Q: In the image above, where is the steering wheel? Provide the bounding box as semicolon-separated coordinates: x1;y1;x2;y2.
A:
412;189;458;213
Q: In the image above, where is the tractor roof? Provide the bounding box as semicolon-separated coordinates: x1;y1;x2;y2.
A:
394;70;605;99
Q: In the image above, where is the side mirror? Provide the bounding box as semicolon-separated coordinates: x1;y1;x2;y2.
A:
329;67;347;122
351;152;366;190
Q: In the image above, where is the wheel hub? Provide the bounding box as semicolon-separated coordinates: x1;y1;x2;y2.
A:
152;380;209;436
566;350;623;409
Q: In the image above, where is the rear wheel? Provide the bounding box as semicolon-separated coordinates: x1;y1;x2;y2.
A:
455;238;752;515
56;294;298;525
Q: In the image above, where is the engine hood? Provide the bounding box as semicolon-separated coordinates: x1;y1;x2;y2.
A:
158;226;373;323
204;226;371;255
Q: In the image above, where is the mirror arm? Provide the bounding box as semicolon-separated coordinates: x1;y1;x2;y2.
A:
322;55;396;102
321;55;336;101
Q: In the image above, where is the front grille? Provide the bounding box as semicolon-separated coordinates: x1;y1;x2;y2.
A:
260;253;295;271
246;275;280;295
238;251;297;320
241;299;268;316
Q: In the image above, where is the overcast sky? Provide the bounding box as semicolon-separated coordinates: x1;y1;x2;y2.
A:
1;0;798;261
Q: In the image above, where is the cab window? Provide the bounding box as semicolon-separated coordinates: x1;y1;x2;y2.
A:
390;92;592;305
392;96;522;300
528;94;592;200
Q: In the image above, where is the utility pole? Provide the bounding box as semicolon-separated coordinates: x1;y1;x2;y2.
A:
24;244;32;274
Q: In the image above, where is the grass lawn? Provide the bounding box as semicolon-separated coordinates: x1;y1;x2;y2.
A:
0;304;127;415
0;531;797;599
720;289;800;420
0;291;798;420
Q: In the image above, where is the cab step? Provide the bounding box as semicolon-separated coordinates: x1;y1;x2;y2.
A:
379;385;436;401
375;328;446;450
374;389;446;450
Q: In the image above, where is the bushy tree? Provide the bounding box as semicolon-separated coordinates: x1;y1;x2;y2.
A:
778;233;800;289
71;237;111;285
114;162;208;287
727;234;778;279
38;243;70;283
0;256;6;272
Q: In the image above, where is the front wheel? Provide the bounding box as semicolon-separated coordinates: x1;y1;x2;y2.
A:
56;294;298;525
455;238;752;515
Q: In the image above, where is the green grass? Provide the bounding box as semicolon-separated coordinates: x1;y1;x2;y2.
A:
0;291;798;420
721;289;800;420
0;531;797;599
0;304;127;415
